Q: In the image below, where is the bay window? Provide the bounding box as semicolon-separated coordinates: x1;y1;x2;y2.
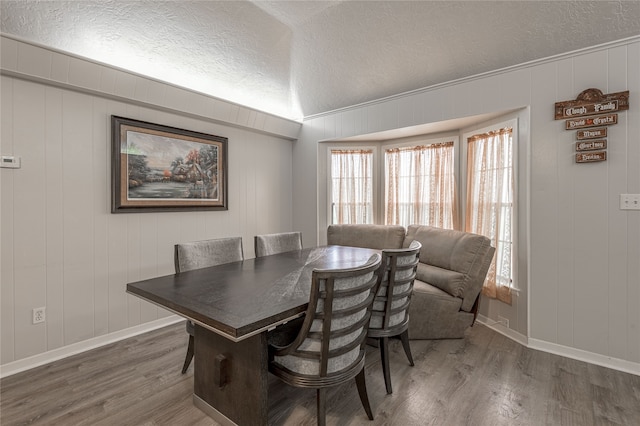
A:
326;118;517;303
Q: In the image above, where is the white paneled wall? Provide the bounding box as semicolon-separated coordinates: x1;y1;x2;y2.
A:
296;37;640;372
0;36;300;371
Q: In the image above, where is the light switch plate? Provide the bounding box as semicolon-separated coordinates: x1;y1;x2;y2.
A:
620;194;640;210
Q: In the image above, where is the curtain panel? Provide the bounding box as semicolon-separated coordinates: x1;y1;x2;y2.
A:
385;142;457;229
330;149;374;224
465;128;513;305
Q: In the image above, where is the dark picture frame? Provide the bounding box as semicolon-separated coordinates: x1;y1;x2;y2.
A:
111;116;228;213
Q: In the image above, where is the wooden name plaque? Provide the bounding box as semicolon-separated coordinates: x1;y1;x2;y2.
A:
576;127;607;140
566;114;617;130
576;139;607;151
555;88;629;120
576;151;606;163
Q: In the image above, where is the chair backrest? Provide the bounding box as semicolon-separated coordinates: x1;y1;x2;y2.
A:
327;224;405;250
369;241;421;334
270;254;382;377
174;237;244;273
254;232;303;257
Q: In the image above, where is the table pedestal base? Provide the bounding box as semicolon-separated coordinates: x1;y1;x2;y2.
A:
194;325;269;425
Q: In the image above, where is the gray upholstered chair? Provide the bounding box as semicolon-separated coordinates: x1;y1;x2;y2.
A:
174;237;244;373
367;241;421;394
268;254;383;426
404;225;495;339
254;231;303;257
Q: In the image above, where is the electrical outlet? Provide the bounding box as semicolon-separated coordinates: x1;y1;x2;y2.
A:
497;315;509;328
620;194;640;210
33;307;46;324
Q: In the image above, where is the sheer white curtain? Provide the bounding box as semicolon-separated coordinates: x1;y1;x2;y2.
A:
330;149;373;224
385;142;457;229
466;128;513;304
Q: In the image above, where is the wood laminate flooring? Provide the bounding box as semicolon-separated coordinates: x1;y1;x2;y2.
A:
1;322;639;426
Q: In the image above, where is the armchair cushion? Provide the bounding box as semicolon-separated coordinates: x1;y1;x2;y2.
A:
405;225;486;272
412;280;463;310
409;279;474;339
415;263;466;299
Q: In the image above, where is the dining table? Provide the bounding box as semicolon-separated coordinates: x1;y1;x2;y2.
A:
126;245;379;426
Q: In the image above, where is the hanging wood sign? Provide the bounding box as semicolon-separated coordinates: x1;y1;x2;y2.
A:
576;139;607;151
566;113;618;130
556;88;630;164
576;151;607;163
576;127;607;140
555;88;629;120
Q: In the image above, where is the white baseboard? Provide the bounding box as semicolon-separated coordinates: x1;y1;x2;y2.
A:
476;314;639;377
528;338;640;376
0;315;183;379
476;314;528;346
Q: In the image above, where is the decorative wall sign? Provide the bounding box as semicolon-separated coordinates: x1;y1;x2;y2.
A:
576;151;607;163
576;127;607;140
554;88;629;120
565;113;618;130
560;100;619;118
111;116;228;213
556;88;630;164
576;140;607;151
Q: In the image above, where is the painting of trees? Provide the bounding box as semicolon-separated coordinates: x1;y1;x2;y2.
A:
112;116;227;212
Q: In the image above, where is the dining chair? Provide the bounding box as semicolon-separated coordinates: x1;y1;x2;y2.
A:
174;236;244;374
367;240;421;394
268;253;383;426
254;231;303;257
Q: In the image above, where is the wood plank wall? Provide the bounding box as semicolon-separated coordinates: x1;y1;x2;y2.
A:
0;35;301;369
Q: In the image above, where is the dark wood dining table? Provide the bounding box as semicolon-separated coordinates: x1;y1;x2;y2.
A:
126;245;379;426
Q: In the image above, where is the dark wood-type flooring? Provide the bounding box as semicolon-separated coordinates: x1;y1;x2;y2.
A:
2;321;639;425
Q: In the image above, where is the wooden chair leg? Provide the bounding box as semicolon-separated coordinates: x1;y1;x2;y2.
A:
379;336;392;394
399;330;415;366
355;367;374;420
317;388;327;426
181;334;194;374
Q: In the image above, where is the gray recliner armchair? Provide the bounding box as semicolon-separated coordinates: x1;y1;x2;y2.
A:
403;225;495;339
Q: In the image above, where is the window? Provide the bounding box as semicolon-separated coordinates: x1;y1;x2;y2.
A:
330;149;374;224
384;142;457;229
465;127;514;304
323;115;520;305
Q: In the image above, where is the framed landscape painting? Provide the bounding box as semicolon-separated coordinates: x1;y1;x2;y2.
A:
111;116;228;213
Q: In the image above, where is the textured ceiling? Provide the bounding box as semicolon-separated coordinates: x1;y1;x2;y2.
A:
2;1;640;120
